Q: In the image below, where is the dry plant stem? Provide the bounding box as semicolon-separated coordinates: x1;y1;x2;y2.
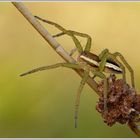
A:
12;2;100;94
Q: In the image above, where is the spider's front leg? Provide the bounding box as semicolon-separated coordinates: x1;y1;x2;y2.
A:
35;16;92;54
20;62;89;128
35;16;83;53
99;49;126;84
98;49;126;113
113;52;135;88
74;69;89;128
20;63;81;76
92;70;108;113
53;30;92;53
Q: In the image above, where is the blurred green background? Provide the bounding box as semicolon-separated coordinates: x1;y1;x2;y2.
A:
0;2;140;138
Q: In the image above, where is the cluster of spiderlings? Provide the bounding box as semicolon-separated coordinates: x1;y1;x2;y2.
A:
96;74;140;126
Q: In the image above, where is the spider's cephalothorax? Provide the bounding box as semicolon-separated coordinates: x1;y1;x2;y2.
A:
21;16;135;128
79;51;123;74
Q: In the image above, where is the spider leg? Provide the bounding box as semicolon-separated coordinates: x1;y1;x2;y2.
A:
96;49;126;113
128;122;140;137
35;16;83;53
20;63;81;76
69;48;77;56
35;16;92;53
75;70;89;128
53;32;65;38
96;49;109;112
98;49;109;72
98;50;126;85
113;52;135;88
99;49;109;60
107;53;126;84
53;30;92;53
92;70;108;113
68;30;92;53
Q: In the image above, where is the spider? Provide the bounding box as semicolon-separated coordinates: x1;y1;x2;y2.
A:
20;16;135;128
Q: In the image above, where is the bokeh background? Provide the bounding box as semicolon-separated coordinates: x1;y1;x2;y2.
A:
0;2;140;138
